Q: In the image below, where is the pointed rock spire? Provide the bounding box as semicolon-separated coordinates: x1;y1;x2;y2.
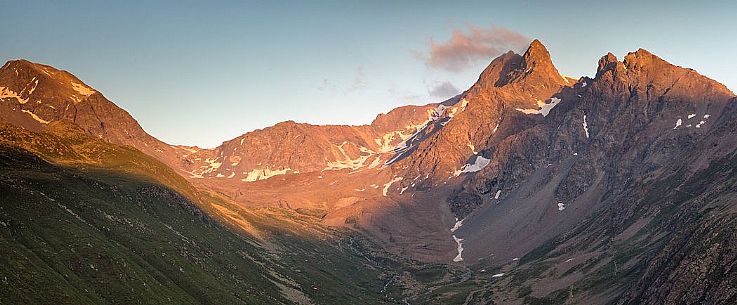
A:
520;39;565;83
522;40;553;69
596;52;619;78
471;39;568;91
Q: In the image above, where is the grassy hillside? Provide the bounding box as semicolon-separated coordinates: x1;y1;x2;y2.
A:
0;125;420;304
0;146;289;304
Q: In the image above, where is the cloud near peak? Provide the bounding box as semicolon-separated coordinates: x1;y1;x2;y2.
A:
428;81;459;99
418;25;530;72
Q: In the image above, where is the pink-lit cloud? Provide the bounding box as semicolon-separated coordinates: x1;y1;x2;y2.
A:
418;25;530;72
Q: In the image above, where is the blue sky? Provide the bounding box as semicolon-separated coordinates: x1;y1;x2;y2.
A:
2;0;735;147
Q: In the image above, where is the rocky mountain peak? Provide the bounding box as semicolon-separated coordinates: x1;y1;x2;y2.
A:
3;59;56;82
471;39;569;96
596;52;619;78
621;48;666;73
522;40;555;71
593;49;734;98
2;59;36;71
518;39;567;83
0;58;98;105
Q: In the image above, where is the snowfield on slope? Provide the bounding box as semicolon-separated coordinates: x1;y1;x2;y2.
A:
515;97;561;117
454;155;491;176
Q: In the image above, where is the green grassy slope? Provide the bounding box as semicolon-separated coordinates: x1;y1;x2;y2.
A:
0;125;413;304
0;147;288;304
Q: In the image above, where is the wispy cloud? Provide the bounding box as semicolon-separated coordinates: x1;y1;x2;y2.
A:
417;25;529;72
350;65;367;91
428;81;459;99
388;85;424;104
317;66;367;96
317;78;336;92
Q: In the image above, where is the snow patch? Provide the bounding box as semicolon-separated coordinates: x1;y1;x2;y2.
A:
515;97;561;117
673;118;682;129
450;218;463;232
494;190;501;199
180;147;198;154
203;158;222;172
323;142;374;171
21;110;49;124
696;120;705;128
687;114;696;119
557;202;566;211
452;235;464;262
582;114;589;138
382;177;403;197
454;155;490;176
491;273;505;278
367;156;382;169
27;78;39;96
242;167;291;182
431;104;450;119
467;141;477;154
71;81;95;97
0;86;28;104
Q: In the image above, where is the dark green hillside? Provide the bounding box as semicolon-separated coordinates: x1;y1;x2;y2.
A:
0;147;288;304
0;126;412;304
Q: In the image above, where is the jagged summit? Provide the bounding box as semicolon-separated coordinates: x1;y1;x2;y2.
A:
596;52;619;78
519;39;566;83
465;39;570;107
594;49;734;98
474;39;568;90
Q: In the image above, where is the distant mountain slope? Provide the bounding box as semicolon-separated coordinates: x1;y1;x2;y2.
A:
3;39;737;305
0;59;459;182
0;124;420;305
450;47;735;264
448;99;737;304
0;59;191;172
177;98;463;181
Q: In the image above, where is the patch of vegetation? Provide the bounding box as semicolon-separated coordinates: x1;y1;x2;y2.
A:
411;265;447;283
518;285;533;298
519;238;563;265
0;127;406;304
524;288;569;305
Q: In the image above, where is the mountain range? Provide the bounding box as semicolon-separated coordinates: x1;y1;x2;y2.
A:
2;40;737;304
